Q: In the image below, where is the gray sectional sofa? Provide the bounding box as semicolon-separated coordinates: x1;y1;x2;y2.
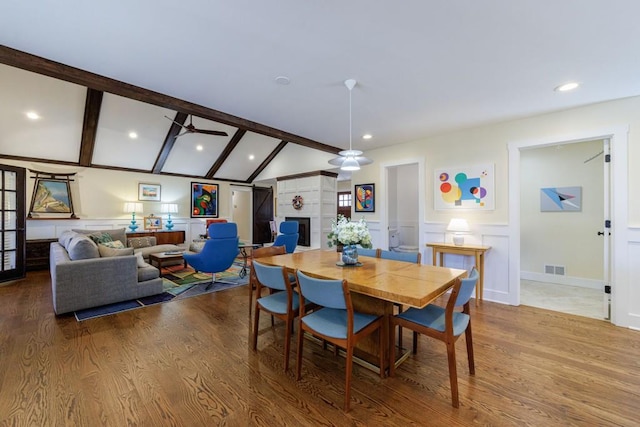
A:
49;228;181;315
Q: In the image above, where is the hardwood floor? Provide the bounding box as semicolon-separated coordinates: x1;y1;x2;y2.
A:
1;271;639;426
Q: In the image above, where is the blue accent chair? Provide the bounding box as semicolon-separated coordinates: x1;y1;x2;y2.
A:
389;267;479;408
295;270;384;412
252;260;306;371
272;221;299;253
183;222;239;290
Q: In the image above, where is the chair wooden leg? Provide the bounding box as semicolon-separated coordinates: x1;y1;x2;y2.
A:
465;323;475;375
412;331;419;354
344;344;353;412
296;327;304;380
252;306;260;351
445;340;459;408
378;325;385;378
284;316;292;371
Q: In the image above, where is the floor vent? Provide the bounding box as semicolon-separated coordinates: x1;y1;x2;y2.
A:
544;264;566;276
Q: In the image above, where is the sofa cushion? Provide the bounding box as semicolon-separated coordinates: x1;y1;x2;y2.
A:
72;228;127;246
128;236;156;249
135;251;149;268
134;244;181;260
98;244;134;258
59;230;76;249
67;234;100;260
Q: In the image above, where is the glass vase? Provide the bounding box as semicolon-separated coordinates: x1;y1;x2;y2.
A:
341;245;359;265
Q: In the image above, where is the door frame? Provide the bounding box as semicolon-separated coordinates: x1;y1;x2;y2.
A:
229;185;253;243
508;126;629;326
380;157;425;254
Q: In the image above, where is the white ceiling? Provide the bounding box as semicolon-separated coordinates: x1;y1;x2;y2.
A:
1;1;640;181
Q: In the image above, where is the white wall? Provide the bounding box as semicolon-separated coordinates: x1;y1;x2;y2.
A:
520;140;604;286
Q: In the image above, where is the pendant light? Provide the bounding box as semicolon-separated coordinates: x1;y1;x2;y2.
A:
328;79;373;171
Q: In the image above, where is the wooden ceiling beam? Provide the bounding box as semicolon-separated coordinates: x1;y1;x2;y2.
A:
0;46;341;155
205;129;246;179
153;112;188;174
78;88;103;166
246;140;288;183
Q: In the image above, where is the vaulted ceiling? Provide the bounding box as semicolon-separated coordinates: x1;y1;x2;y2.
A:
2;1;640;184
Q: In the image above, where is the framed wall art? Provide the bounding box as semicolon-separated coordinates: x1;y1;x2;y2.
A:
143;215;162;230
435;164;495;210
191;182;219;218
354;183;375;212
138;183;161;201
540;186;582;212
27;169;77;218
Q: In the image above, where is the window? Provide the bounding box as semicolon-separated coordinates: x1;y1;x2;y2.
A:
338;192;352;207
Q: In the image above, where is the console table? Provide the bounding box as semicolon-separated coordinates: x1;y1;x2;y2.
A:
126;230;185;245
426;242;490;305
26;238;58;271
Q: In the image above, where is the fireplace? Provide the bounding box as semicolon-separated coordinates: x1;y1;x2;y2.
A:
285;217;310;247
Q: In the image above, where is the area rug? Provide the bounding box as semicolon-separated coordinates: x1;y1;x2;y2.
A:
74;263;248;321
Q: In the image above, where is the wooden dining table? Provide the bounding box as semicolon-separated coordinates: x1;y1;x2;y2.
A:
257;249;467;372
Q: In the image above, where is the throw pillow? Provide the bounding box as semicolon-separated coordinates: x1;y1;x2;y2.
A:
98;244;134;258
88;232;113;245
127;236;154;249
134;251;150;268
101;240;125;249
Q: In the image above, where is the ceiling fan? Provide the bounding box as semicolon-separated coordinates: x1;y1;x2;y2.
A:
165;114;229;138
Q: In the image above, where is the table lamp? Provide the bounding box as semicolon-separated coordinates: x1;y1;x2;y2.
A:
124;202;143;232
447;218;469;246
161;203;179;230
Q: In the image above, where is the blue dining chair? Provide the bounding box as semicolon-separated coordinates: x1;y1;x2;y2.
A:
389;267;479;408
356;247;379;258
295;270;384;412
252;260;302;371
183;222;239;290
272;221;299;253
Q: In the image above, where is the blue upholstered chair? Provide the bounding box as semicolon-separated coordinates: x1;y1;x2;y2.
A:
379;249;421;264
272;221;299;253
251;260;303;371
356;247;379;258
389;267;479;408
295;270;384;412
183;222;239;290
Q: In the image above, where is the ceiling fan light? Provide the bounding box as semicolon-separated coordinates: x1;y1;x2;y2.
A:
340;157;360;171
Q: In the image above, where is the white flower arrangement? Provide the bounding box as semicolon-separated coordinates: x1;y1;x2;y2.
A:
327;215;373;248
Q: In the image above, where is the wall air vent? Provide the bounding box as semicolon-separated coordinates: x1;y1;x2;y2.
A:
544;264;566;276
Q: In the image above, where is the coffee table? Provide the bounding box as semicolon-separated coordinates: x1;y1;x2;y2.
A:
148;251;187;271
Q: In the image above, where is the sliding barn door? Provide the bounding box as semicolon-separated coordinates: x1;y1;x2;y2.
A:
0;164;26;282
253;186;274;244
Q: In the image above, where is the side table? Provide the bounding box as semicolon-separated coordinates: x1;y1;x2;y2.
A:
426;242;491;305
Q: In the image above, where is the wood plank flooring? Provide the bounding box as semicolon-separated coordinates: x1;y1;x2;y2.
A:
1;271;639;426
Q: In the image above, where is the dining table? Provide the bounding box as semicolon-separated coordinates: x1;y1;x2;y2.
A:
256;249;467;373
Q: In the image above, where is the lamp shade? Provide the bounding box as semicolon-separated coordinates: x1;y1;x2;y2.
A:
161;203;179;214
123;202;143;214
446;218;469;232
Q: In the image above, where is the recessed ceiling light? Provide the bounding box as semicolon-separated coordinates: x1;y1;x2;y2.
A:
362;134;372;140
26;111;40;120
248;154;255;160
196;145;203;151
128;132;138;139
275;75;291;85
555;82;580;92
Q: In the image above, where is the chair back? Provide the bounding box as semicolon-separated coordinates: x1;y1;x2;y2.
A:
379;249;421;264
208;222;237;239
296;270;347;309
199;223;239;266
273;220;299;253
250;245;286;286
455;267;479;306
253;260;289;292
357;247;379;258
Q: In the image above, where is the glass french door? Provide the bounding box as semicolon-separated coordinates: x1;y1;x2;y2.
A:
0;164;26;282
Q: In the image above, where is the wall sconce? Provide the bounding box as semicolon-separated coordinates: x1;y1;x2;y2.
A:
447;218;469;246
124;202;143;232
161;203;179;230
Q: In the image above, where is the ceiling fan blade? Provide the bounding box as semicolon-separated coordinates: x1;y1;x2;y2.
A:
194;129;229;137
164;115;187;129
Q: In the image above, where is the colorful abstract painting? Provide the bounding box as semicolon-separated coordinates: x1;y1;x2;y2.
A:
355;183;375;212
435;164;494;210
540;186;582;211
191;182;218;218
